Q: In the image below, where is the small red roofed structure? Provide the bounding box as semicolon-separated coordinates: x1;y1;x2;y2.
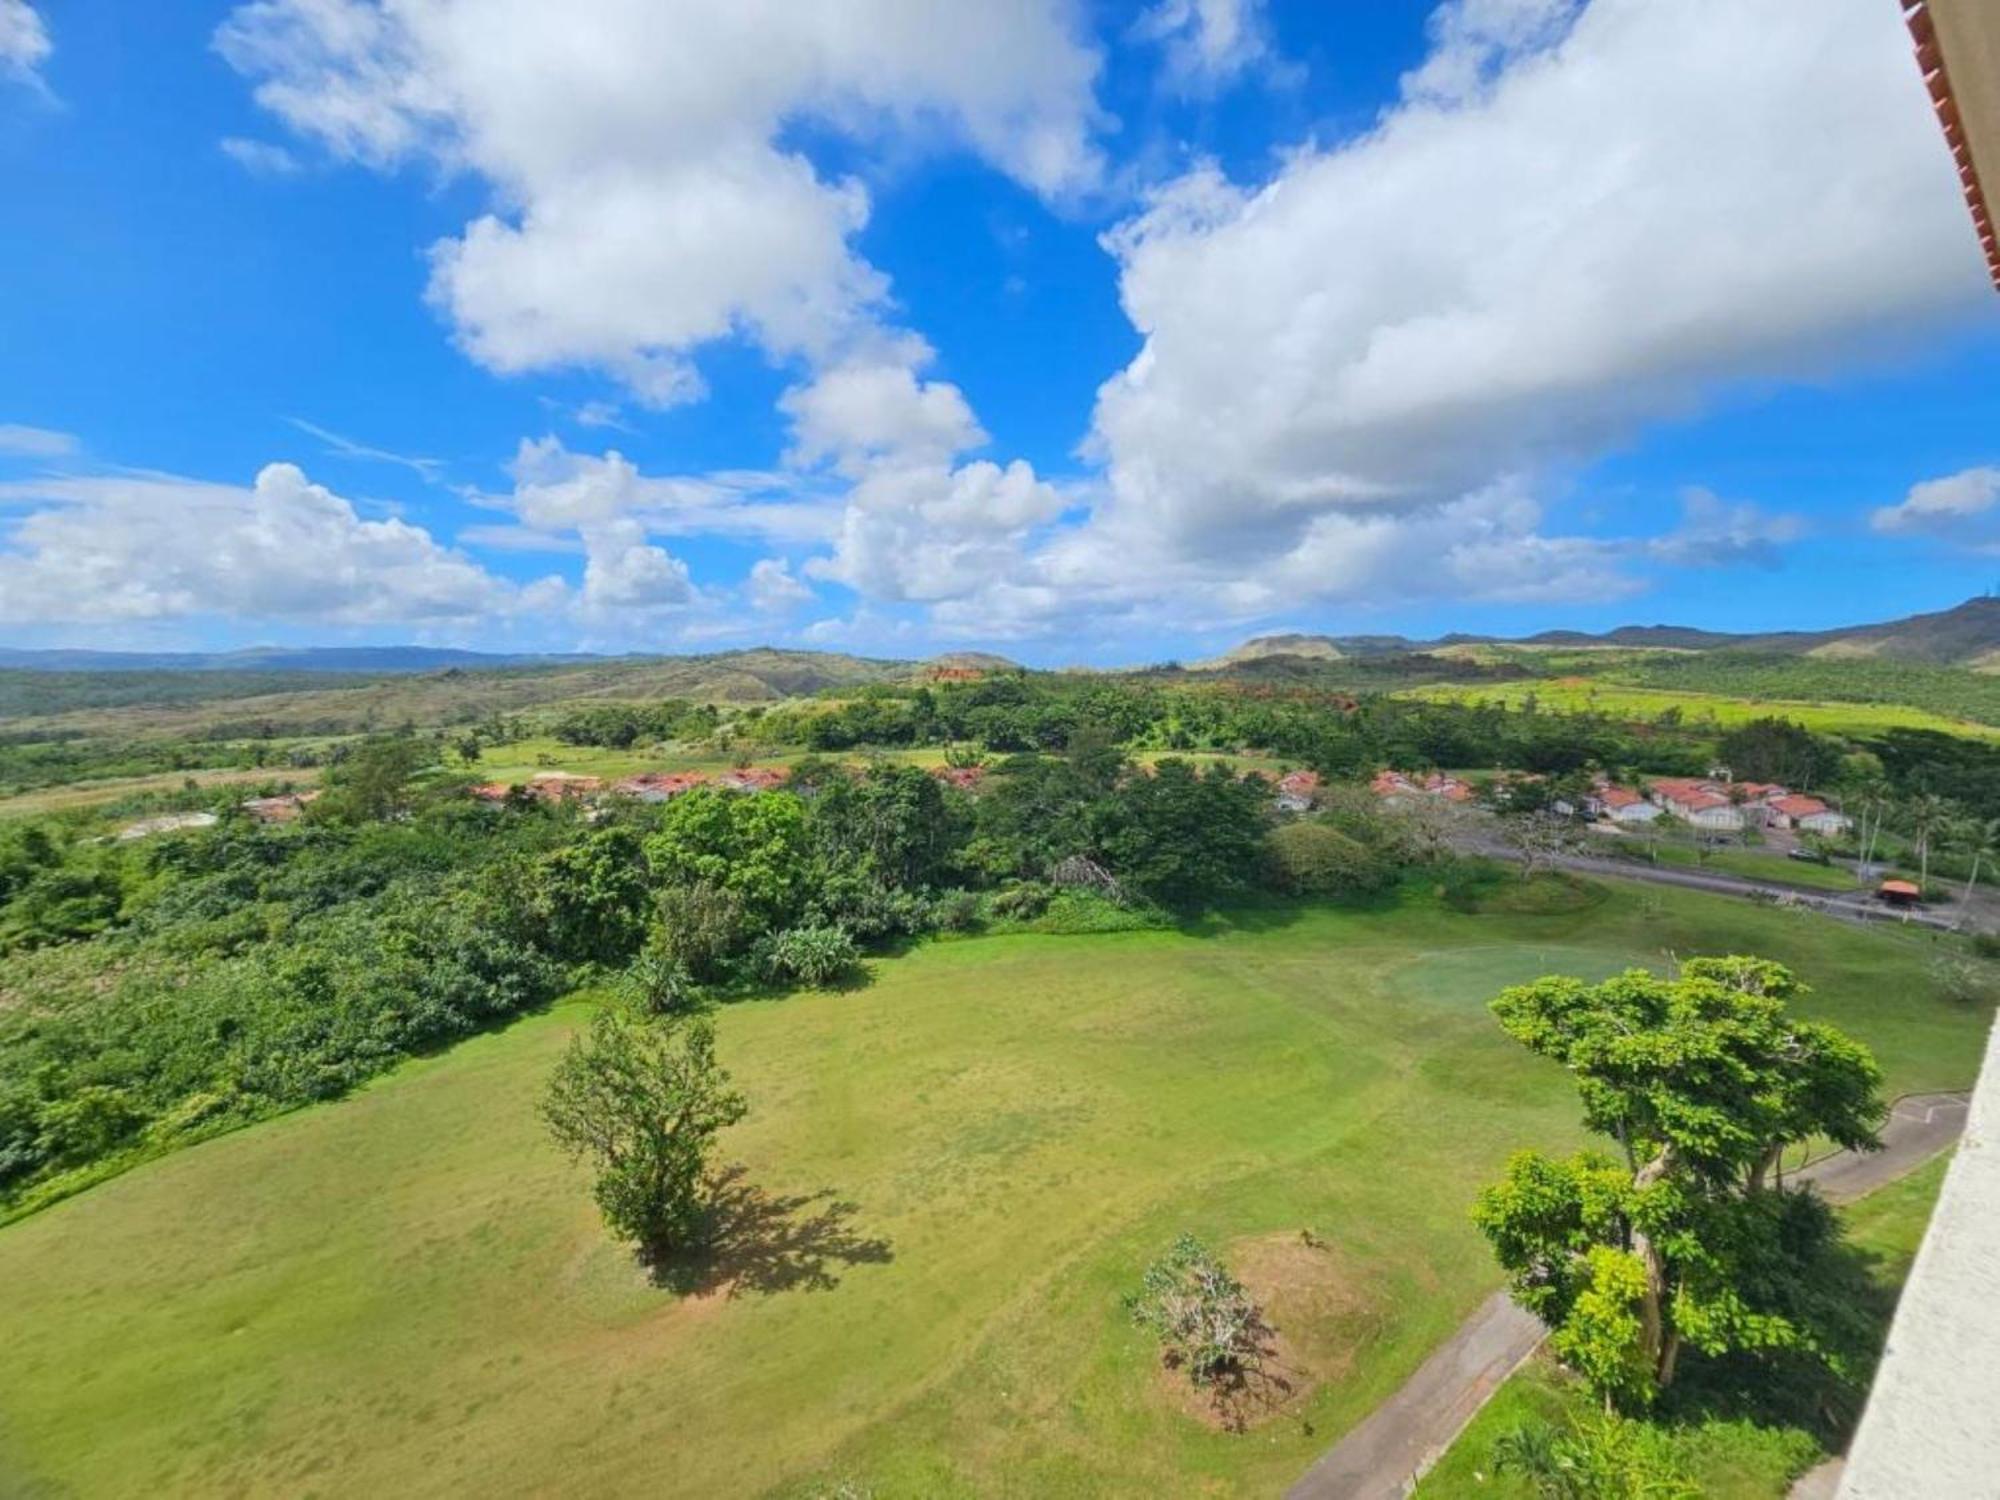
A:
1877;879;1922;908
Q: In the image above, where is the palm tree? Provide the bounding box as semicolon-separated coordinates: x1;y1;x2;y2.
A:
1956;816;2000;929
1906;793;1951;898
1852;776;1892;875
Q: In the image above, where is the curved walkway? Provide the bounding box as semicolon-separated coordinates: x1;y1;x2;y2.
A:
1283;1095;1969;1500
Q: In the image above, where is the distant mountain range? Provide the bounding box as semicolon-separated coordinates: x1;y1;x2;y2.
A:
7;596;2000;680
1208;596;2000;670
0;645;577;673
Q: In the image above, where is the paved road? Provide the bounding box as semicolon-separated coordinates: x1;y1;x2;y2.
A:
1465;837;1964;934
1796;1093;1969;1205
1283;1292;1544;1500
1284;1096;1969;1500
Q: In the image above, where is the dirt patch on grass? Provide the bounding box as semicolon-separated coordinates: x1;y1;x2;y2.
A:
1154;1230;1380;1434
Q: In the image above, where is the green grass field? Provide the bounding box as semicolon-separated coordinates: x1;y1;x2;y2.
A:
0;885;1983;1498
1415;1152;1955;1499
1604;839;1862;893
1397;678;2000;742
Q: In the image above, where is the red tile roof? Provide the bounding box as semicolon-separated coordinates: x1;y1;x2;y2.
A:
1771;795;1831;818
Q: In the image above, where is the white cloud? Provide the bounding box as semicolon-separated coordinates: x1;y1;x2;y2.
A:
218;0;1103;404
780;344;984;475
745;557;815;614
0;464;534;625
1871;466;2000;549
0;423;78;458
809;458;1068;604
1009;0;1985;633
0;0;49;76
500;436;837;546
576;518;692;615
1133;0;1277;93
220;136;302;175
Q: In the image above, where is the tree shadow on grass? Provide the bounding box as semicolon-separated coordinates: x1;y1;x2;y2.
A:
645;1164;895;1298
1172;1320;1304;1434
1655;1237;1902;1449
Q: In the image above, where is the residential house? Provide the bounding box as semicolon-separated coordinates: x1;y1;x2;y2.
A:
611;770;710;802
715;766;788;794
1767;794;1851;836
1273;768;1320;813
1598;786;1662;824
1647;777;1747;832
1369;770;1472;804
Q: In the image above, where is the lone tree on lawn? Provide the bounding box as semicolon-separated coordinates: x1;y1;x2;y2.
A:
542;1010;748;1259
1472;956;1884;1409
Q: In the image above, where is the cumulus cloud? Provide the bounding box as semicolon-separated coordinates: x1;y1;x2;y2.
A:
0;464;534;625
745;557;815;614
1026;0;1985;631
0;423;78;458
576;518;692;615
780;345;985;475
0;0;49;76
217;0;1103;404
1871;467;2000;549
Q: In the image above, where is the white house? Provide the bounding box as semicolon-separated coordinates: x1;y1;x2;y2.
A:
1768;794;1851;836
1599;786;1662;824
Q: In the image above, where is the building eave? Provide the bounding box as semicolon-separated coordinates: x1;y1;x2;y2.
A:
1906;0;2000;290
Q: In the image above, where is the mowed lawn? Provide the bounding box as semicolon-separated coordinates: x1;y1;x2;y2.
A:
0;886;1984;1499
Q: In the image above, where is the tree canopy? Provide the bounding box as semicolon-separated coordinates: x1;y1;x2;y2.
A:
1474;957;1884;1406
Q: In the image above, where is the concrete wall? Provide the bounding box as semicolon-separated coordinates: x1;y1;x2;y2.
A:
1838;1018;2000;1499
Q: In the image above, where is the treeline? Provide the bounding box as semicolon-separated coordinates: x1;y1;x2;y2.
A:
549;699;720;748
734;674;1721;780
0;735;1432;1210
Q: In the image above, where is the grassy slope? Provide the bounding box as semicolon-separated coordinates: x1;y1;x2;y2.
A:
1397;679;2000;742
1413;1152;1956;1499
0;887;1983;1499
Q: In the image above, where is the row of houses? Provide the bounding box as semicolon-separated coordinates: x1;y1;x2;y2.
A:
1368;769;1475;805
1356;766;1852;839
1640;777;1851;835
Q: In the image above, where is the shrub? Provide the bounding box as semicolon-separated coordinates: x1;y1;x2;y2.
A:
1126;1233;1266;1388
990;882;1052;920
931;889;982;932
1491;1413;1698;1500
655;879;750;982
804;867;933;941
1265;820;1392;895
619;948;707;1016
1930;951;1998;1007
756;924;860;988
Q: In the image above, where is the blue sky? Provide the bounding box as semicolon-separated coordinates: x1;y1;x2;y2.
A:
0;0;1996;663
